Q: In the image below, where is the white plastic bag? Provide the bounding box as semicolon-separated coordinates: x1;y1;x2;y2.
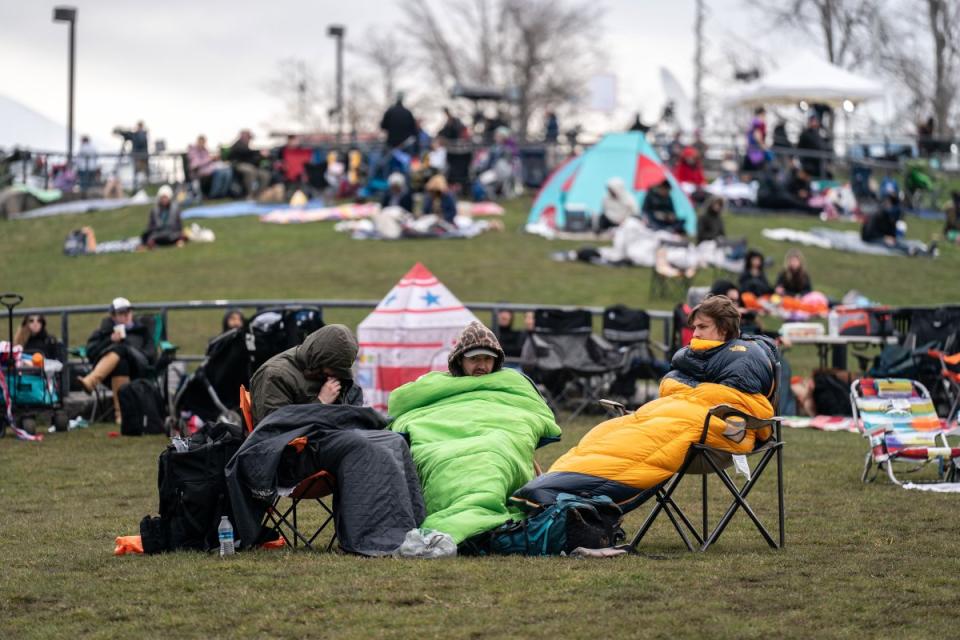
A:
394;528;457;559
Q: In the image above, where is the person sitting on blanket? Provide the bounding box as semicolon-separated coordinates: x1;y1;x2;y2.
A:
945;192;960;245
774;248;813;297
642;179;685;234
141;185;185;249
514;295;777;509
388;321;562;545
422;174;457;223
596;177;639;231
738;249;773;297
249;324;363;425
380;172;414;213
696;196;726;243
78;297;157;425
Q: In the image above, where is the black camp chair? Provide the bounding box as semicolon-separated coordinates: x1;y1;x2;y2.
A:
602;305;669;406
247;306;324;372
624;361;785;552
520;308;625;420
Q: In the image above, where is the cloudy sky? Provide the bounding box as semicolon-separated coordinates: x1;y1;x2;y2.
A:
1;0;786;150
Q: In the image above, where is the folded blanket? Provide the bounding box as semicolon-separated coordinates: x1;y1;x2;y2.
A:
388;369;561;543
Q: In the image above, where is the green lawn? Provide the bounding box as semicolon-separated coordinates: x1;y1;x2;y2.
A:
1;198;959;638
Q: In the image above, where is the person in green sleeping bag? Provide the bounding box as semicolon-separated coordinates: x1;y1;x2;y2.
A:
388;321;562;544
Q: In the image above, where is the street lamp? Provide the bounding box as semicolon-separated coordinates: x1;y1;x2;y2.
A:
53;6;77;164
327;24;345;142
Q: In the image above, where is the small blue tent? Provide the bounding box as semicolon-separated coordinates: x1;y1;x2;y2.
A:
527;132;696;235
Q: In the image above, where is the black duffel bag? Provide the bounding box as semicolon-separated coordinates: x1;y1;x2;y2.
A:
140;422;244;554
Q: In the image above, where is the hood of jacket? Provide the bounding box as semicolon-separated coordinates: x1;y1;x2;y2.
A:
447;321;505;377
293;324;358;379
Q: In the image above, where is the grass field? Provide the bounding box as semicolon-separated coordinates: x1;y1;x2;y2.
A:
1;197;959;638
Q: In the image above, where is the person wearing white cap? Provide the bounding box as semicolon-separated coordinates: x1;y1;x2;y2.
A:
141;184;185;249
78;297;156;424
379;172;413;213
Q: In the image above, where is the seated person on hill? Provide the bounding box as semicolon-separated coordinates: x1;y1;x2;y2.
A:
388;321;561;545
861;193;910;252
422;174;457;223
755;168;821;215
495;310;526;359
380;172;414;213
946;192;960;245
696;196;726;244
228;129;271;196
141;185;185;248
14;314;66;362
738;249;773;297
515;295;777;508
596;177;638;231
78;297;157;424
221;308;245;332
187;135;233;198
231;324;425;556
673;146;706;199
774;249;813;297
642;179;685;234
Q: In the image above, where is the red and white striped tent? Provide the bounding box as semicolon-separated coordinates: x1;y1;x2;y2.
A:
355;263;479;412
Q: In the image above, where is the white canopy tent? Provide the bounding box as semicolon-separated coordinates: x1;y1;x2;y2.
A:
727;51;885;109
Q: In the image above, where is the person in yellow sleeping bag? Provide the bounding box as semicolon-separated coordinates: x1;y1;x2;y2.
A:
514;295;778;508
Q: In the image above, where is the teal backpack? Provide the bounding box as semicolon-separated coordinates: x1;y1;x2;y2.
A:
487;493;624;556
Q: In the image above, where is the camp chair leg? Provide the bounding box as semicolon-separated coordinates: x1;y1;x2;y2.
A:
702;474;708;541
861;452;875;483
704;457;778;550
776;442;785;549
884;461;903;486
630;459;704;551
660;499;697;552
700;448;780;550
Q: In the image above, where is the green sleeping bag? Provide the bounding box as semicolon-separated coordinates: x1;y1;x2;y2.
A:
388;369;561;543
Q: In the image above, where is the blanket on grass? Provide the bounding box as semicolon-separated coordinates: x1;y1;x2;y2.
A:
388;369;561;543
762;227;931;257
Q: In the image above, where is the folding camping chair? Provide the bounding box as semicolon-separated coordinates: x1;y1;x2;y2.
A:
520;308;625;421
851;377;960;485
602;305;669;405
626;362;785;552
239;385;338;550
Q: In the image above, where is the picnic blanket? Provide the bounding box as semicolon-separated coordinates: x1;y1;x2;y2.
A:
182;199;324;219
781;415;955;433
388;369;561;543
17;192;150;219
260;202;380;224
762;227;930;257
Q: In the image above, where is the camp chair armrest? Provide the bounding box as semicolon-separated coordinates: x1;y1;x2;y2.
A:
706;404;779;431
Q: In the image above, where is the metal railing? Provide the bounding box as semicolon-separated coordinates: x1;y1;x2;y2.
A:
9;297;675;376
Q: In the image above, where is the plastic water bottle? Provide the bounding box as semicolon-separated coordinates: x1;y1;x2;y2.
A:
218;516;235;557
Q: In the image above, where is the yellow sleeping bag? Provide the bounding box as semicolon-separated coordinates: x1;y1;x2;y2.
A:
516;336;777;504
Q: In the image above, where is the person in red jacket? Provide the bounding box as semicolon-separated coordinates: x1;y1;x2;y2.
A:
673;146;705;187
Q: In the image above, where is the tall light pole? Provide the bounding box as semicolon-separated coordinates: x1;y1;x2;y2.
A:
53;6;77;164
327;24;345;143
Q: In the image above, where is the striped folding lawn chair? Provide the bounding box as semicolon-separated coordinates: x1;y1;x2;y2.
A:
851;377;960;485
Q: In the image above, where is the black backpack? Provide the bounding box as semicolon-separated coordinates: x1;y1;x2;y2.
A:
118;379;167;436
140;422;244;554
812;369;853;416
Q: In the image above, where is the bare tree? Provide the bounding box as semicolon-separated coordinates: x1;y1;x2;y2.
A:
352;28;408;107
876;0;959;135
744;0;883;68
398;0;602;140
263;58;327;131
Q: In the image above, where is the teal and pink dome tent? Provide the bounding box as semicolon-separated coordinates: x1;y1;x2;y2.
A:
526;132;696;234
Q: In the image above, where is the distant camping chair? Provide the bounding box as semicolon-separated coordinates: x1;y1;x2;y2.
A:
520;308;626;421
602;305;669;404
240;385;338;550
650;239;698;299
626;362;785;552
851;377;959;485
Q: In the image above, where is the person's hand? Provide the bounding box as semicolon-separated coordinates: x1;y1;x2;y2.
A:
317;378;341;404
110;331;123;343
